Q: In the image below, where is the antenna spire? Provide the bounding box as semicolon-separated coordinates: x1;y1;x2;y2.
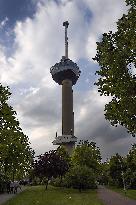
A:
63;21;69;59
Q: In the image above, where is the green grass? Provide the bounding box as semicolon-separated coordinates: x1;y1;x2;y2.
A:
108;186;136;200
3;185;103;205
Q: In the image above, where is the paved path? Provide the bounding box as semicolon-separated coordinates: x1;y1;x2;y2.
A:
0;186;26;205
98;186;136;205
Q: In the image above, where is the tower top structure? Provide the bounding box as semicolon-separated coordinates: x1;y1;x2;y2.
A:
50;21;81;85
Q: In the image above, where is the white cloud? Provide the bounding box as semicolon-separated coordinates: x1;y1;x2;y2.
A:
0;0;128;84
0;17;8;29
85;0;128;59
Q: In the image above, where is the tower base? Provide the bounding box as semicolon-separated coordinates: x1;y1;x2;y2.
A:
53;134;77;155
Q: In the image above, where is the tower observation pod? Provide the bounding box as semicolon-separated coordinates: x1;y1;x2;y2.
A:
50;21;81;154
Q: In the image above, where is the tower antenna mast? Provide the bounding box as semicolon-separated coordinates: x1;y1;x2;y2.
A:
63;21;69;59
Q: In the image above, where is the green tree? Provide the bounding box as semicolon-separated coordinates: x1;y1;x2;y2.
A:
65;165;97;192
0;84;34;181
109;154;126;187
93;0;136;136
56;146;70;164
72;141;101;175
56;146;70;182
34;149;70;189
126;144;136;188
98;161;110;186
3;132;34;181
64;141;101;191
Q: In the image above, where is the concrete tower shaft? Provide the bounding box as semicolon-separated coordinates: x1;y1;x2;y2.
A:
62;79;74;136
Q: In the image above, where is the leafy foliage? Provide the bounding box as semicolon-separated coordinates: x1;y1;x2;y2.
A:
109;154;126;187
65;165;97;191
72;141;101;175
98;161;110;185
33;147;70;189
126;144;136;188
99;144;136;189
93;0;136;136
63;141;101;191
0;84;34;181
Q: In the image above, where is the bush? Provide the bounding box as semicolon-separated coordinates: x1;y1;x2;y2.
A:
50;177;65;187
64;165;97;191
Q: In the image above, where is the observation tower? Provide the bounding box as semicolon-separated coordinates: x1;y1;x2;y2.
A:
50;21;81;154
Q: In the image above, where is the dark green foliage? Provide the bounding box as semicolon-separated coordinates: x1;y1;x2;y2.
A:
33;147;70;189
126;144;136;188
57;146;70;161
98;161;110;186
126;0;136;7
64;141;101;191
0;84;34;182
65;165;97;191
101;144;136;189
50;177;67;187
93;0;136;136
109;154;126;187
72;141;101;174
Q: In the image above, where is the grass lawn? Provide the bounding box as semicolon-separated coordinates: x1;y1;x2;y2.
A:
3;185;103;205
109;186;136;200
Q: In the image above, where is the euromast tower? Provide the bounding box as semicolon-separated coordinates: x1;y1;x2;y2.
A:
50;21;81;154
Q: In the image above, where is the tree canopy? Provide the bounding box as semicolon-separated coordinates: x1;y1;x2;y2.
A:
65;165;97;191
65;141;101;191
33;147;70;189
98;144;136;189
126;144;136;188
0;84;34;181
72;141;101;174
109;153;126;187
93;0;136;136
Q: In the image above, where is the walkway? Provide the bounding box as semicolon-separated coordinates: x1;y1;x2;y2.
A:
0;186;26;205
98;186;136;205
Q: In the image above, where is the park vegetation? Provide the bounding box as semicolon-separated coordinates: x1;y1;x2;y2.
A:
92;0;136;190
32;142;136;192
3;185;103;205
99;144;136;189
93;0;136;136
33;146;70;189
32;141;101;191
0;84;34;192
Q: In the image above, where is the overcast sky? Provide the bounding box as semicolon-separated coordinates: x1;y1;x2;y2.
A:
0;0;135;161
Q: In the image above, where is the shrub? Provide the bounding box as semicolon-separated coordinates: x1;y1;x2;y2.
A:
50;177;66;187
64;165;97;191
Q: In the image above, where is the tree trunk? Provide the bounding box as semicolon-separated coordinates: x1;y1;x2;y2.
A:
60;175;63;186
45;179;49;190
79;183;82;192
12;172;15;182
